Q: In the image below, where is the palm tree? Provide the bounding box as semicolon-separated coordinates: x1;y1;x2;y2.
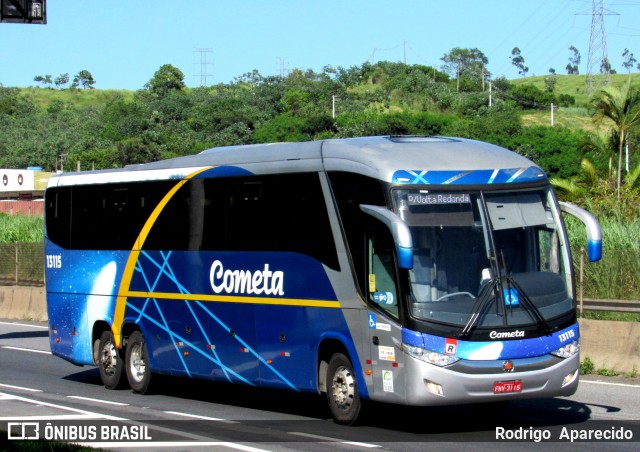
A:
591;79;640;199
550;159;598;202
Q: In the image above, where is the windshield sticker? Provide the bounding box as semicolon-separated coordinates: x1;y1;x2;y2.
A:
379;346;396;362
445;338;457;355
407;193;470;205
503;288;520;306
373;292;394;305
382;370;394;392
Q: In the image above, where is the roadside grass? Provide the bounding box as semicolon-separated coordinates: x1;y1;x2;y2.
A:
519;108;612;134
580;357;639;378
566;215;640;301
0;214;44;243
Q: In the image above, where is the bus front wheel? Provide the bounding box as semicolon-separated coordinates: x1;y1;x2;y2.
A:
327;353;361;425
125;331;152;394
98;330;124;389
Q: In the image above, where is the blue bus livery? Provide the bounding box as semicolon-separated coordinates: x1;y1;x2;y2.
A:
44;136;602;424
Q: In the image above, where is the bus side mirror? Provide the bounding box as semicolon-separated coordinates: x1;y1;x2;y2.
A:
559;201;602;262
360;205;413;269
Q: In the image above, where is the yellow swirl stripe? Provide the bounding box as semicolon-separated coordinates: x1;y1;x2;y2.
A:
112;168;211;347
124;290;341;308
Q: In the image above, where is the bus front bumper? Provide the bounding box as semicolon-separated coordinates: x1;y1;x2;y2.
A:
403;351;580;406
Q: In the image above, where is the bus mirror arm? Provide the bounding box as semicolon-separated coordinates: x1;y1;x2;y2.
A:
360;205;414;269
558;201;602;262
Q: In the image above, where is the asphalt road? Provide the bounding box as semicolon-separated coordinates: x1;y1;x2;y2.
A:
0;319;638;451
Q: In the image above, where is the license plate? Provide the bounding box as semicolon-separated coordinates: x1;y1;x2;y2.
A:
493;380;523;394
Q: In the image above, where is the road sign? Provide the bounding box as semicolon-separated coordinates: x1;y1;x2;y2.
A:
1;0;46;24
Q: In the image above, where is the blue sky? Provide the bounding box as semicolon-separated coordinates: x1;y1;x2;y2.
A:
1;0;639;90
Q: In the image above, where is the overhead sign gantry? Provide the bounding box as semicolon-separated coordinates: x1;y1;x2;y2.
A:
0;0;46;24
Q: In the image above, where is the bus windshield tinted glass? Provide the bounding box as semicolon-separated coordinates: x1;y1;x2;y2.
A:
394;189;570;329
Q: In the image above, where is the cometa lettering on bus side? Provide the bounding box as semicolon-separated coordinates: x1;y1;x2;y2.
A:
489;330;525;339
209;260;285;296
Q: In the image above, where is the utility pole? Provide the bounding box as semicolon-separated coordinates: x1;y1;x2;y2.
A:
489;81;492;109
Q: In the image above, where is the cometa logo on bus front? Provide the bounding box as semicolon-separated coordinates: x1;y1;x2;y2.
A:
490;330;525;339
209;260;285;296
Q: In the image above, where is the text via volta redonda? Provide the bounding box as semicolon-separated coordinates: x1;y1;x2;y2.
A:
209;260;284;296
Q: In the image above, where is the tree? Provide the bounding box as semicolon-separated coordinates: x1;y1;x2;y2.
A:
544;72;557;93
54;73;69;89
441;47;488;93
566;46;581;75
591;80;640;199
145;64;186;97
622;49;637;74
72;70;96;89
510;47;529;77
33;75;52;88
600;57;613;74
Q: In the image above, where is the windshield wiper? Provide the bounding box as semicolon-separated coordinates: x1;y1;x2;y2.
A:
459;274;553;338
505;275;553;336
459;278;498;339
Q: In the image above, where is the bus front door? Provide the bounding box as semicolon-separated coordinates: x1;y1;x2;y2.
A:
366;226;406;403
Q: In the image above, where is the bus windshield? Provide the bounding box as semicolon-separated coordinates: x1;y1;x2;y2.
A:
394;188;571;333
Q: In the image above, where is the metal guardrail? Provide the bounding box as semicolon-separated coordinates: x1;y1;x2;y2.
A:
581;298;640;314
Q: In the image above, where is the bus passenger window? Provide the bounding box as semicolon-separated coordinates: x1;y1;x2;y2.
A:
367;229;399;319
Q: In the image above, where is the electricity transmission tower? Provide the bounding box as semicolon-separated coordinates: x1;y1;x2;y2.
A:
583;0;618;93
194;48;214;86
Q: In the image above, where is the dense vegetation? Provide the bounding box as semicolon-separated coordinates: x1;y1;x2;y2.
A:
2;62;638;178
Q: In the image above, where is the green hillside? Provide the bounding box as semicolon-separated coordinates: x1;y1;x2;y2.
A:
511;72;640;107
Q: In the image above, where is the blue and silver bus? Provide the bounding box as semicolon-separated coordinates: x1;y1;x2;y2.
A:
44;136;602;424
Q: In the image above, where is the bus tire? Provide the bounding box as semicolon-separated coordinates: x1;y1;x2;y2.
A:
125;331;152;394
326;353;361;425
98;330;125;389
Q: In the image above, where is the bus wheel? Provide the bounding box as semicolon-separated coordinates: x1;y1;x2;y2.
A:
98;330;124;389
327;353;361;425
125;331;152;394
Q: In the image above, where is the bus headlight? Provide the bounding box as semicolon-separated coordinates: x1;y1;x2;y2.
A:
550;340;580;359
402;343;460;367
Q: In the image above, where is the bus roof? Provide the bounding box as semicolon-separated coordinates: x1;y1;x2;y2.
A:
48;136;546;187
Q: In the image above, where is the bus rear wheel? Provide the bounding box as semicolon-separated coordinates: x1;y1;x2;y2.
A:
98;330;125;389
125;331;152;394
327;353;361;425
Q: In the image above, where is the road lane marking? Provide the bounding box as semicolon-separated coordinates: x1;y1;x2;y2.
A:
0;383;42;392
2;346;51;355
581;379;640;389
164;410;238;423
0;321;48;329
68;395;130;406
0;392;126;421
288;431;381;448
